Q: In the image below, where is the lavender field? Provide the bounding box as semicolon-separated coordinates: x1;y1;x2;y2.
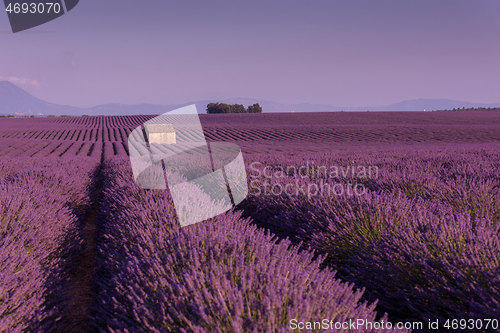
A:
1;111;499;332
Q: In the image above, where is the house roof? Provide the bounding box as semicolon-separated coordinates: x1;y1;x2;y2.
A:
144;123;175;134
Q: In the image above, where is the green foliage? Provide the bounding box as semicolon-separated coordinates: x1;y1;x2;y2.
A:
439;106;500;112
247;103;263;113
206;102;262;114
233;104;246;113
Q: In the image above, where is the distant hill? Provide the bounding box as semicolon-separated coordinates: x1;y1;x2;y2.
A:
0;81;81;116
87;103;180;115
1;81;500;115
215;97;500;112
362;98;500;111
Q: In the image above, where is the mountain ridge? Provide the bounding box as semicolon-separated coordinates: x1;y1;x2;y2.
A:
1;81;500;116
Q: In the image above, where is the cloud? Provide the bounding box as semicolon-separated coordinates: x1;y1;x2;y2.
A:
0;75;40;88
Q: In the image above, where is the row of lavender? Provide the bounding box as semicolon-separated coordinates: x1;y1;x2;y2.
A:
0;157;99;331
240;145;500;331
0;116;140;158
0;115;151;129
0;140;128;158
1;127;132;142
91;157;408;332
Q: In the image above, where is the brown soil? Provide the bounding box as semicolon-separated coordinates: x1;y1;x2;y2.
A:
64;203;98;333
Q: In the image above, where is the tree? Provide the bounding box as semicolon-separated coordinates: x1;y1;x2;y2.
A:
247;103;262;113
220;104;231;113
231;104;246;113
207;102;232;114
207;103;222;114
207;102;263;114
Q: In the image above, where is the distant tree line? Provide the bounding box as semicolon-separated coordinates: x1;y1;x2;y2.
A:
0;114;34;118
206;102;263;114
435;107;500;112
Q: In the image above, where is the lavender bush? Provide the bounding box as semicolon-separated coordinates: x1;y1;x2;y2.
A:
1;114;499;332
0;156;98;332
92;157;404;332
241;146;500;331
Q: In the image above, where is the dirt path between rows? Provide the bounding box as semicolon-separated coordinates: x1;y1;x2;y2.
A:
64;162;102;332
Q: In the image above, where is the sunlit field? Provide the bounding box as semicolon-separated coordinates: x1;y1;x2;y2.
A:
1;111;499;332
